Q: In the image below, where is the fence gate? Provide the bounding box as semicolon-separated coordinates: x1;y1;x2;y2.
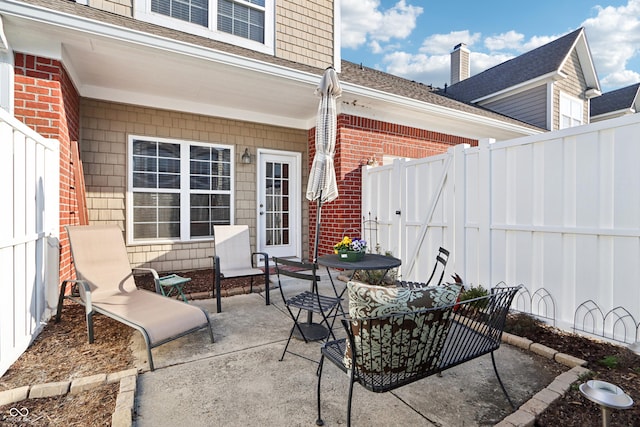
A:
0;109;60;376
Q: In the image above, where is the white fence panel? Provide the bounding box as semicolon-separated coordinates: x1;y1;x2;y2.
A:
362;113;640;343
0;109;59;376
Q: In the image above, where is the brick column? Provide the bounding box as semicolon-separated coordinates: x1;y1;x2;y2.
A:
13;53;81;282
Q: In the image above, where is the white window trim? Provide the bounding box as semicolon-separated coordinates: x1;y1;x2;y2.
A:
559;91;584;129
133;0;274;55
127;135;235;245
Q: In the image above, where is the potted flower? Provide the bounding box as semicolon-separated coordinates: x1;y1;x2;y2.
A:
334;236;367;262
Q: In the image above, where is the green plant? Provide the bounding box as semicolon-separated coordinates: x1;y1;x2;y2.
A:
571;371;595;391
457;285;489;310
353;251;397;286
598;355;619;369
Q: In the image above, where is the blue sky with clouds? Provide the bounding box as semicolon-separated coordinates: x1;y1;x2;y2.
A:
341;0;640;92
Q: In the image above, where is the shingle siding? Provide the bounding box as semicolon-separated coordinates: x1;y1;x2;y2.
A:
482;85;548;129
276;0;334;68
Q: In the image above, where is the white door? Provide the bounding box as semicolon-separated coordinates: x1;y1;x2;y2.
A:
257;150;301;258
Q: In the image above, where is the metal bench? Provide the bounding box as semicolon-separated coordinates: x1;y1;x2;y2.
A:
315;286;520;426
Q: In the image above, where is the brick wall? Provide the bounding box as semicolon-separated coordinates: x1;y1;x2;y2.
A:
309;114;477;257
13;53;81;282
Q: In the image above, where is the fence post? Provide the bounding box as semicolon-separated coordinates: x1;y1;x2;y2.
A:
451;144;468;283
478;138;494;288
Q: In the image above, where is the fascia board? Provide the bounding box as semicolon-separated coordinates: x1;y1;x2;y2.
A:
471;71;563;104
591;109;635;121
0;0;320;85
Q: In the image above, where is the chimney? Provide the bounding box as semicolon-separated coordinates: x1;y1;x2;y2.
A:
450;43;470;85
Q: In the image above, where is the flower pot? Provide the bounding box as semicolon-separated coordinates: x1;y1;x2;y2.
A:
338;250;365;262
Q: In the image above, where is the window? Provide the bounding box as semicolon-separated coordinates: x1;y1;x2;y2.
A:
151;0;208;27
128;136;233;242
135;0;273;53
560;93;584;129
218;0;265;43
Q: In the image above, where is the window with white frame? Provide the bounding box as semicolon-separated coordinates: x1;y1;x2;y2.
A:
128;136;233;242
559;92;584;129
135;0;273;52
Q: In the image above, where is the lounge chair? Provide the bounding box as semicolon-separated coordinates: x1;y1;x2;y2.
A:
56;225;214;371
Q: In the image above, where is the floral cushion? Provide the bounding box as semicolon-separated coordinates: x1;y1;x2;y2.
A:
343;281;462;373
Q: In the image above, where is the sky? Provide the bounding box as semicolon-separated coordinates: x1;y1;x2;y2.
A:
340;0;640;92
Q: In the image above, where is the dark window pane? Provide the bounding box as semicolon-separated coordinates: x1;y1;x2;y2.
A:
191;161;209;175
191;223;211;237
132;140;156;156
133;171;156;188
191;176;210;190
158;222;180;238
134;223;157;239
159;207;180;221
134;207;157;222
159;174;180;189
190;146;210;161
191;207;210;221
158;143;180;158
158;158;180;173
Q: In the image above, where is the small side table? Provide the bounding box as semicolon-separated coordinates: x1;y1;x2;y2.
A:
157;274;191;303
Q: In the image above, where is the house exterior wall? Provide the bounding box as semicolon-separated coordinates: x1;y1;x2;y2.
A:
309;114;477;257
13;53;80;282
482;85;548;130
276;0;335;69
85;0;335;70
80;98;308;272
553;49;589;130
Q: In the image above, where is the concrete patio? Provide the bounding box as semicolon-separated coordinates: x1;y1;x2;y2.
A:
131;270;573;426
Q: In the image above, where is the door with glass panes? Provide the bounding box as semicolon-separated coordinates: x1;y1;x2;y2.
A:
257;150;301;258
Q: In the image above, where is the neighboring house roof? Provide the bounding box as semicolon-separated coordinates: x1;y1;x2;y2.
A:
443;28;600;103
590;83;640;118
3;0;542;139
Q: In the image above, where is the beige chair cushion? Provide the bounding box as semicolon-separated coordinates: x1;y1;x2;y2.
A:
343;281;461;373
213;225;264;277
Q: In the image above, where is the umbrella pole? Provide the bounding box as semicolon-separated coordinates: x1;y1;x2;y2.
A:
313;190;323;263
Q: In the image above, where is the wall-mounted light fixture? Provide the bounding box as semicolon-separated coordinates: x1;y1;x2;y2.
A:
241;148;252;164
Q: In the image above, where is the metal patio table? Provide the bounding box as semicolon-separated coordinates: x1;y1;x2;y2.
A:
317;253;402;293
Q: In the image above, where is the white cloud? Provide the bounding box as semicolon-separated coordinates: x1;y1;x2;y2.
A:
469;52;514;75
582;0;640;88
419;31;482;55
484;31;524;51
382;51;450;87
341;0;422;50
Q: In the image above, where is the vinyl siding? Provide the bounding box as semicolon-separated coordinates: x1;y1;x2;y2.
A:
482;85;548;129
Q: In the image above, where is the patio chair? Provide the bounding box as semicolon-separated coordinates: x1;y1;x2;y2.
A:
397;246;450;289
272;257;342;362
56;225;214;371
211;225;270;313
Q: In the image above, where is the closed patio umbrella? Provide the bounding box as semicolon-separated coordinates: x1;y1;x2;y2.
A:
307;67;342;262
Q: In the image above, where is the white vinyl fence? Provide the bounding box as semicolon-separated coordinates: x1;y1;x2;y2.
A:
0;108;59;376
363;113;640;344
